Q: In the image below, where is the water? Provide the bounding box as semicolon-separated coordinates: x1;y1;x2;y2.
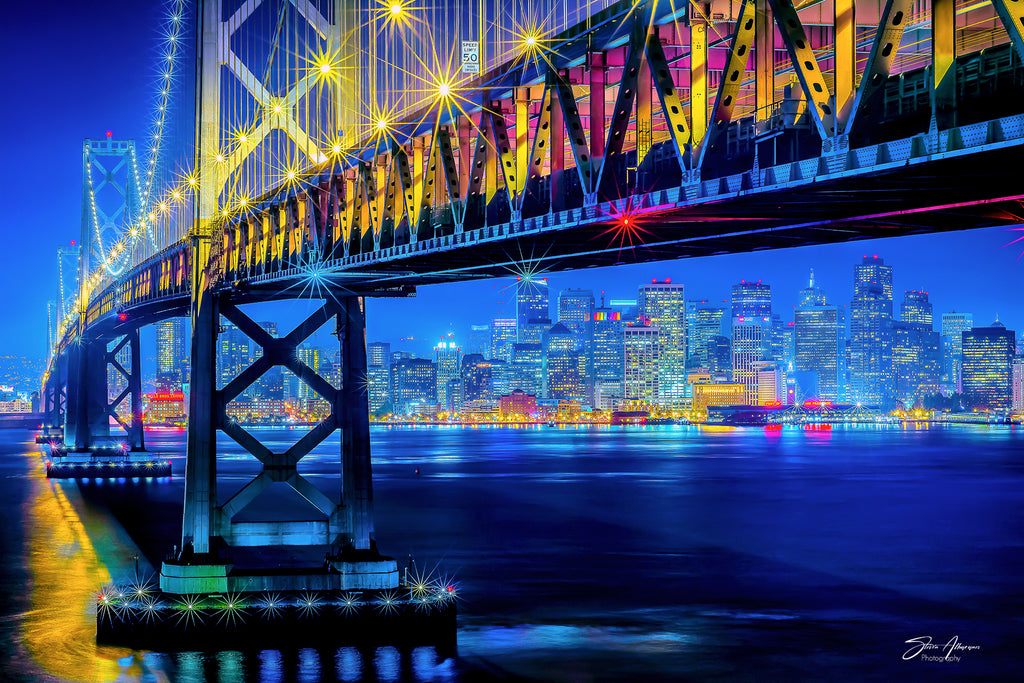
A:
2;424;1022;681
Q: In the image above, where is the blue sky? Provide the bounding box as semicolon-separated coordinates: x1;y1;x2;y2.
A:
1;1;1021;361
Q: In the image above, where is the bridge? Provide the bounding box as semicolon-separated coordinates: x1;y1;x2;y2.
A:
36;0;1024;645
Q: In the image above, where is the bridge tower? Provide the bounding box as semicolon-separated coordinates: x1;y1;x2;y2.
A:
54;138;149;456
160;0;396;594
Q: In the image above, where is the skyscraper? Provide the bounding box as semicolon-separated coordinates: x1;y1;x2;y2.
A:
367;341;391;413
731;281;772;404
850;255;895;407
218;323;250;391
490;318;517;362
639;280;686;406
509;342;544;396
961;321;1015;409
516;276;549;342
794;271;844;401
462;354;496;405
434;339;462;410
893;291;942;407
593;297;625;381
557;288;595;373
941;311;973;391
466;324;491;357
390;358;437;414
255;321;282;399
686;302;725;368
156;318;187;388
545;322;584;402
624;322;660;404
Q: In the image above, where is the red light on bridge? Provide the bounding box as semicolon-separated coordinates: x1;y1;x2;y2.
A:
118;312;128;321
70;240;76;246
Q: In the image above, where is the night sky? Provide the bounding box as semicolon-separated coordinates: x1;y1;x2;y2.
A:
1;1;1021;362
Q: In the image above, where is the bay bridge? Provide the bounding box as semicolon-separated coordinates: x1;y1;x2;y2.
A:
36;0;1024;644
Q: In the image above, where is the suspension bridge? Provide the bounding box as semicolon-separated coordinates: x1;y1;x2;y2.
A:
35;0;1024;646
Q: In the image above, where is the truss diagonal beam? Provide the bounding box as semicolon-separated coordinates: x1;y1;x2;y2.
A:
844;0;914;136
699;0;757;169
644;29;691;172
992;0;1024;62
768;0;835;139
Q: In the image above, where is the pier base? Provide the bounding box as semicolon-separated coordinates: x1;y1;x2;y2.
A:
97;583;454;652
44;446;171;479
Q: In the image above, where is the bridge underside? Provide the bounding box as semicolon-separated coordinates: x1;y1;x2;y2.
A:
239;133;1024;293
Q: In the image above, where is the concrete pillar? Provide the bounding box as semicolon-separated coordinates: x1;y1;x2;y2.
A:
340;296;374;551
129;330;145;451
182;238;219;557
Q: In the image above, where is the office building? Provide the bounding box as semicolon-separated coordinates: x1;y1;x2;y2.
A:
546;322;584;402
490;318;517;362
687;302;725;368
509;342;544;396
639;280;686;406
941;311;973;390
218;323;251;392
624;322;660;404
893;291;942;407
391;358;437;414
156;318;187;387
849;255;895;407
516;276;549;341
434;339;462;410
961;321;1015;409
794;271;844;401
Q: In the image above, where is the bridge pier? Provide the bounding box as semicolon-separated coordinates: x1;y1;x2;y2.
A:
45;329;164;478
162;293;397;594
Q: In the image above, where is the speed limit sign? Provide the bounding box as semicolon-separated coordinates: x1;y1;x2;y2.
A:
461;41;480;74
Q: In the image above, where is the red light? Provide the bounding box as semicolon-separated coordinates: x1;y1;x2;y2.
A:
873;254;878;258
118;312;128;321
665;278;671;284
106;130;112;138
651;278;656;283
70;240;76;246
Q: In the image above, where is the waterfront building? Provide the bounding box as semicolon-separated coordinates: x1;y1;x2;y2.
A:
490;318;517;362
624;322;660;405
390;358;437;414
849;255;895;407
516;276;549;341
434;339;462;410
143;391;186;423
961;321;1016;409
509;342;544;396
290;344;319;401
499;389;538;420
794;271;844;401
754;362;786;405
558;288;595;375
546;322;584;402
639;280;686;406
941;311;974;390
692;383;746;415
594;379;623;411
